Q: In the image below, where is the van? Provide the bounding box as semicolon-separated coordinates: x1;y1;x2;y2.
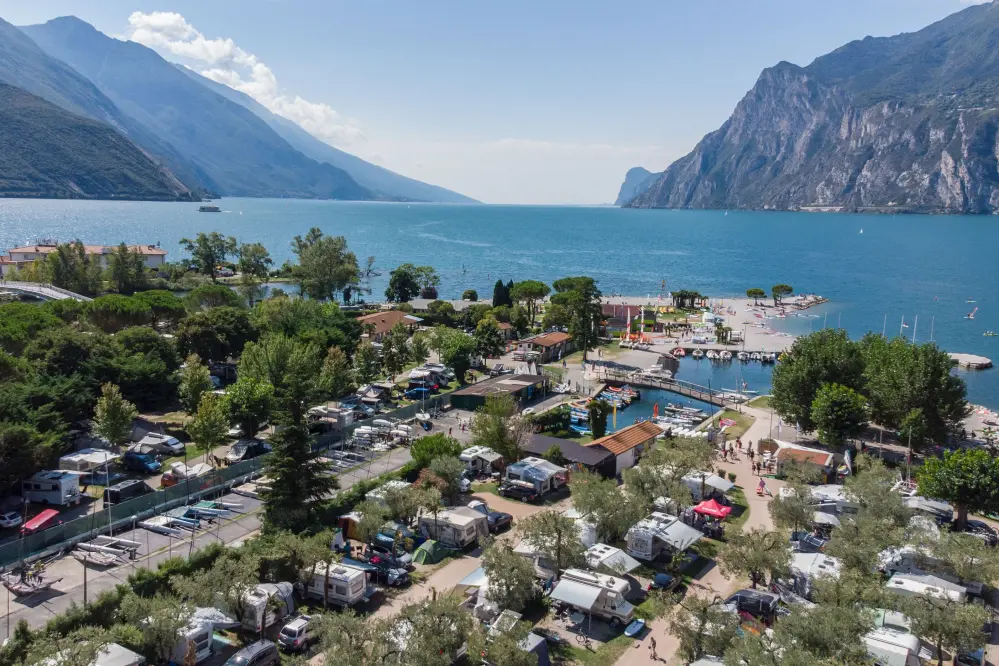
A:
223;640;279;666
103;479;153;506
22;471;82;507
123;451;162;474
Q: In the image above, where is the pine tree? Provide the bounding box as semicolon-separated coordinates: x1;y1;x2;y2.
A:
262;425;338;531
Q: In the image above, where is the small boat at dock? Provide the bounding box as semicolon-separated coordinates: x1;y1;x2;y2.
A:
719;350;732;361
672;347;686;358
705;350;719;360
737;351;749;361
692;349;704;359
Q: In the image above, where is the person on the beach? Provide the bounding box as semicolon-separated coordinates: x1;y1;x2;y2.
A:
650;637;658;659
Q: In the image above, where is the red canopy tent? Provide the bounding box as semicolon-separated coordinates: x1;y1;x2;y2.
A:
693;498;732;519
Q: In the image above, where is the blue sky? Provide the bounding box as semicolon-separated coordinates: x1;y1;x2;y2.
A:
0;0;982;204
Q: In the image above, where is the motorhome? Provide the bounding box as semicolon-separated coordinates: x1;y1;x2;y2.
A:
880;546;984;597
788;552;841;600
863;627;922;666
885;572;967;605
460;446;504;476
626;512;703;561
550;568;635;626
242;582;295;634
303;562;372;608
22;470;82;506
170;608;238;665
418;507;489;549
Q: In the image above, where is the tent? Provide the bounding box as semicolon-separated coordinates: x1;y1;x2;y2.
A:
693;498;732;519
413;539;454;565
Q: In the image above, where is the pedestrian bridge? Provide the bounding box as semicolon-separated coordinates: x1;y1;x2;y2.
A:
0;281;92;302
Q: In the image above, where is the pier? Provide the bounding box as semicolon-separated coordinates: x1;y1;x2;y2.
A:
950;353;993;370
600;371;729;407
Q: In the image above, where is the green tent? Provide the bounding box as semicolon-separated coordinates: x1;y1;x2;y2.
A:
413;540;453;565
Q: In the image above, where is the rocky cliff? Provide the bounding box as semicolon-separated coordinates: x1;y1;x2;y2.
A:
626;2;999;214
614;167;661;206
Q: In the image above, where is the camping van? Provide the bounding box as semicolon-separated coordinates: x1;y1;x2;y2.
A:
418;507;488;549
242;583;295;634
626;512;703;561
303;562;371;608
885;573;967;605
103;479;153;506
863;627;922;666
22;471;82;506
550;569;635;626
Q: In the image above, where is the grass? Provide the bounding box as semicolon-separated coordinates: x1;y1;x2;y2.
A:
726;487;751;532
559;634;636;666
748;395;772;409
161;444;201;468
471;481;499;496
711;409;756;440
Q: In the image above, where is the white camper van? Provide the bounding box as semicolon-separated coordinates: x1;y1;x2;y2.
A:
22;470;82;506
885;573;967;605
418;507;488;549
550;569;635;626
242;582;295;634
303;562;371;608
863;627;922;666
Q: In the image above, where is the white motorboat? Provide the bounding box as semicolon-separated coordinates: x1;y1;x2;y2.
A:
737;352;749;362
762;352;777;364
719;350;732;361
750;352;762;361
692;349;704;359
705;350;719;360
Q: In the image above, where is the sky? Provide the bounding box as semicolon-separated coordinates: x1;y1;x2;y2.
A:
0;0;987;204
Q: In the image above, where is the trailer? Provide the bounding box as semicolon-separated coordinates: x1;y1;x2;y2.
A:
303;562;373;608
418;507;488;549
242;582;295;634
22;470;82;507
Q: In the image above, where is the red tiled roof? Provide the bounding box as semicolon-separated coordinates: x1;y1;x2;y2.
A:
356;309;416;336
530;331;571;347
586;421;661;456
497;322;513;330
776;448;833;467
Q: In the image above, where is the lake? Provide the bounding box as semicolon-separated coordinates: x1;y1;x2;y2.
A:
1;198;997;406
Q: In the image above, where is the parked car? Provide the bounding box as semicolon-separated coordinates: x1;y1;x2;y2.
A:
648;573;680;593
960;520;998;547
467;500;513;533
498;483;538;503
138;433;184;456
123;451;162;474
0;511;22;529
404;387;431;400
366;543;413;567
488;364;506;377
223;640;279;666
277;616;314;652
226;440;271;464
103;479;153;506
724;589;780;620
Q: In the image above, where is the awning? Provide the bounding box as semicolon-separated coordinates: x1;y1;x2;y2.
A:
457;567;489;589
478;450;503;464
585;544;641;575
693;499;732;519
813;511;841;527
549;579;602;611
660;521;704;551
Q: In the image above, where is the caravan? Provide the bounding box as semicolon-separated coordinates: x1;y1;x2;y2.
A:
242;583;295;634
418;507;489;549
22;470;82;506
626;512;703;561
549;569;635;626
302;562;372;608
863;627;922;666
885;573;967;605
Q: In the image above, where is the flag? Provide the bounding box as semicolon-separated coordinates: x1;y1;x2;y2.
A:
612;403;617;429
653;402;659;418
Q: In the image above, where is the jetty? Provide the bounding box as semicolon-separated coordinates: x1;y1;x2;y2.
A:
950;353;993;370
600;372;729;407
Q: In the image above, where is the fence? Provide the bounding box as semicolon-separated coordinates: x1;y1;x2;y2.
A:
0;457;268;569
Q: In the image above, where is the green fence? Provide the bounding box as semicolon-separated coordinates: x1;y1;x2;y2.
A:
0;457;268;569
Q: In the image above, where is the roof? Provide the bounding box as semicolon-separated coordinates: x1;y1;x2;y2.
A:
439;506;487;527
7;244;166;256
524;434;614;466
585;543;641;574
629;512;703;551
791;553;842;580
496;322;513;330
457;566;489;589
684;471;734;494
92;643;145;666
460;446;503;464
587;421;661;456
525;331;571;347
356;309;422;336
776;447;834;467
549;578;602;611
506;457;567;482
451;374;546;397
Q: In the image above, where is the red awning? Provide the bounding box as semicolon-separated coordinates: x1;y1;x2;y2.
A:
693;498;732;519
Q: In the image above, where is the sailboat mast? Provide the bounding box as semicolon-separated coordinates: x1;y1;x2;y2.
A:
912;315;918;343
930;316;934;342
882;314;887;338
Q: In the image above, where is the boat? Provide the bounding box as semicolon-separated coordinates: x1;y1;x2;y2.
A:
966;307;978;320
198;204;221;213
672;347;686;358
719;350;732;361
750;352;762;361
985;331;998;337
569;424;592;435
705;350;719;360
72;550;118;567
737;351;749;362
692;349;704;359
761;352;777;364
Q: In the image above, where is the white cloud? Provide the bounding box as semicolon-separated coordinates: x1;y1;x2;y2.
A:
125;11;363;147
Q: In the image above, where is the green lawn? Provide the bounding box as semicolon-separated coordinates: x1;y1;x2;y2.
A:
162;444;201;468
560;634;636;666
712;410;756;440
726;487;751;532
748;395;772;410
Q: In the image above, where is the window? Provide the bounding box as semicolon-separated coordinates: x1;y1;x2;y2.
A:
335;585;348;596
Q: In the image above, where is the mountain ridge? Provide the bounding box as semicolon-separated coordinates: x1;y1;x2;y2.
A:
623;2;999;214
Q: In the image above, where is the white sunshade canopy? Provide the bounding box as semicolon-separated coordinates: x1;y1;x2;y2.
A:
549;578;602;611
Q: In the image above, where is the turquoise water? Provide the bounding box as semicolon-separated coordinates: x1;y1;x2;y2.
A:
1;198;997;406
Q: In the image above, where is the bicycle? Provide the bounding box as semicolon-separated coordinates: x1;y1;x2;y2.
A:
575;633;593;651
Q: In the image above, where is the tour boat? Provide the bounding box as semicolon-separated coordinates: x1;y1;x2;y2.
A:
985;331;998;337
198;204;221;213
692;349;704;359
737;351;749;362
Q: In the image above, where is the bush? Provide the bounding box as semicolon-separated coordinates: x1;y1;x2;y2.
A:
728;472;737;483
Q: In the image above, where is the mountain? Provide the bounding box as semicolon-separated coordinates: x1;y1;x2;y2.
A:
0;83;192;200
0;16;208;196
22;17;374;201
626;2;999;214
614;167;660;206
182;68;478;203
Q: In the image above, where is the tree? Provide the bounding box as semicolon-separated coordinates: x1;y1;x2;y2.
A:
587;399;612;439
93;382;138;449
462;289;478;301
0;423;59;494
930;532;999;586
184;283;244;311
223;377;275;438
86;295;152;333
393;596;476;665
474;316;505;358
481;541;536;611
429;456;467;503
107;243;149;294
569;470;644;544
263;425;337;531
746;288;766;306
478;622;536;666
622;438;717;512
519;510;585;573
770;329;865;432
492;279;511;308
236;242;272;307
811;382;868;447
471;394;531;463
179;354;215;415
187;391;229;463
425;300;456;326
510;280;551;326
542;444;567;467
551;276;602;360
319;346;356;400
768;481;813;534
668;595;739;663
180;232;237;282
540;302;570;331
411;433;463;467
314;609;389;666
385;263;421;302
410;333;430;367
382;322;411;378
382;484;423;524
414;266;441;299
354;341;382;384
433;327;477;384
133;290;186;329
26;626;111;666
825;513;903;575
771;283;793;305
717;527;791;589
0;302;63;355
353;500;392;546
175;307;256;361
44;240;102;296
902;595;990;665
843;453;910;527
173;552;260;625
118;592;193;665
292;230;359;302
918;449;999;529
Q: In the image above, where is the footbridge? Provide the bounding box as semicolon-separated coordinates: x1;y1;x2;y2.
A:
0;281;92;302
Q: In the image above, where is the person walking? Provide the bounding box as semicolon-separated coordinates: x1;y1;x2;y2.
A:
650;637;658;660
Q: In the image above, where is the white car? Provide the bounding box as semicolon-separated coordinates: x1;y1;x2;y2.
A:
0;511;23;529
138;433;185;456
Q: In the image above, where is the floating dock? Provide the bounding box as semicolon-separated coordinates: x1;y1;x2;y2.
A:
950;353;993;370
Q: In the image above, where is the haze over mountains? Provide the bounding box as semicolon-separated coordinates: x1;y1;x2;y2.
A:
618;2;999;214
0;15;473;203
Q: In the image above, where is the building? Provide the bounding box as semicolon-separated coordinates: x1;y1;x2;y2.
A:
774;444;835;482
449;374;547;411
497;321;515;341
585;421;661;475
513;332;573;363
355;310;422;342
409;298;492;312
0;242;167;276
523;434;615;478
